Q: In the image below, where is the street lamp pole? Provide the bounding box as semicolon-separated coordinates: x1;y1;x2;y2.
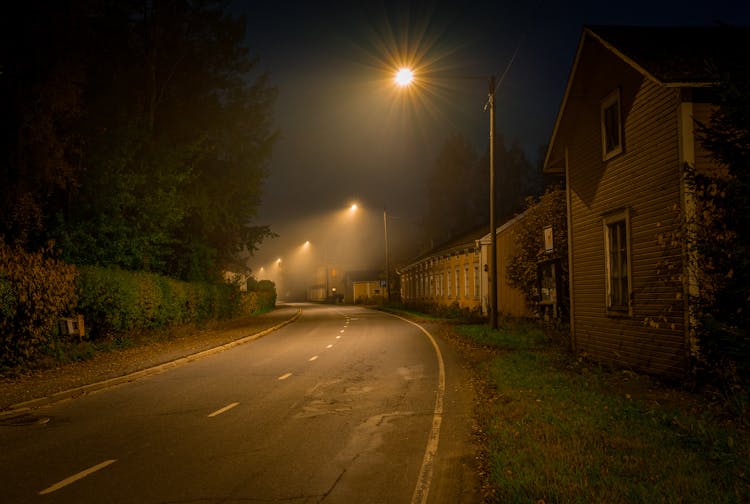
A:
391;66;497;325
384;207;390;304
488;75;498;329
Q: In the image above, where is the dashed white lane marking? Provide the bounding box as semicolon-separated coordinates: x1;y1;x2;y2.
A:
309;355;319;362
208;402;239;417
278;372;293;380
336;335;341;339
326;344;333;349
38;459;117;495
339;329;345;333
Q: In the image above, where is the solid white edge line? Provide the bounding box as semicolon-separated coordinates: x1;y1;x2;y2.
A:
385;312;446;504
208;401;240;417
38;459;117;495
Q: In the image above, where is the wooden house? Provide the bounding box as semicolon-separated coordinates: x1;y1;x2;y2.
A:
543;26;745;376
398;227;485;311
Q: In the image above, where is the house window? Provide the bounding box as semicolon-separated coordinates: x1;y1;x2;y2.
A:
464;266;469;297
447;270;452;297
455;268;460;299
601;89;622;160
603;210;631;312
473;265;480;297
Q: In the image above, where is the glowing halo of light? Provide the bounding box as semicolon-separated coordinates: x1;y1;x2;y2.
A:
395;67;414;86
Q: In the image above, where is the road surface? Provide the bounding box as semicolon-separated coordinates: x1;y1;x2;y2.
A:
0;304;478;503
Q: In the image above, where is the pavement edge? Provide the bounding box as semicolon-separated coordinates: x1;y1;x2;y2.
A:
0;308;302;419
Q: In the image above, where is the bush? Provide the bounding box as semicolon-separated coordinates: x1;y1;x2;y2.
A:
242;279;276;314
76;265;244;339
0;241;79;366
401;300;485;324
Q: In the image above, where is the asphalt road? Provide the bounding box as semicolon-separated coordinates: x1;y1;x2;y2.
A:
0;304;478;503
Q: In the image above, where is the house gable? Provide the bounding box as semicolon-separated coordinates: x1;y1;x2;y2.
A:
547;26;700;376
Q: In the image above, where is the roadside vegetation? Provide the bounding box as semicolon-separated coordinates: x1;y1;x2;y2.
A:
384;306;749;502
1;242;276;373
1;3;278;374
458;320;749;503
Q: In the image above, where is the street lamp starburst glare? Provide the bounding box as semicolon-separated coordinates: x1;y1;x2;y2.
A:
395;67;414;87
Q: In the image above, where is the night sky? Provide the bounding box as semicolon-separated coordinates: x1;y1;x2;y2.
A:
233;0;750;276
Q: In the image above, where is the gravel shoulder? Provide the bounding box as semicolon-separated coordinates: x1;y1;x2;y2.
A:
0;305;300;413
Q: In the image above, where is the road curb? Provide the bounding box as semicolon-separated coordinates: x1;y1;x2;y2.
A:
0;308;302;419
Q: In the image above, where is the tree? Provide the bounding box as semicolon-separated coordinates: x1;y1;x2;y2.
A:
506;187;569;321
422;132;543;249
690;61;750;375
1;1;277;281
0;1;87;246
422;134;483;245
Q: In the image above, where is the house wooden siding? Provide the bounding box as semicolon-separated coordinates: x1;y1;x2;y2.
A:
550;32;691;376
399;243;482;310
484;212;534;318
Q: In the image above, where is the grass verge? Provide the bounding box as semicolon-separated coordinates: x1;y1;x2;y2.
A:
454;321;749;503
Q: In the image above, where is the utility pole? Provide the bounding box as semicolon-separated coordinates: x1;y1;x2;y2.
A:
384;207;390;304
488;75;498;329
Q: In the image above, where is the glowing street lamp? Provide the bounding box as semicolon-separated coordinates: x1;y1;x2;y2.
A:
394;68;498;328
395;67;414;87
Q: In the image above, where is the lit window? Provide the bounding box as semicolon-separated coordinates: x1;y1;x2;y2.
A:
464;266;469;297
601;89;622;160
473;265;480;297
455;268;460;299
604;210;631;312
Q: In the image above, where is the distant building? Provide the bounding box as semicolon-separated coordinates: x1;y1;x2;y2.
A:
398;227;485;312
478;211;534;319
398;213;536;318
343;270;383;304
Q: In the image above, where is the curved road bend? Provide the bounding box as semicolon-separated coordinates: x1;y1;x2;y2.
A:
0;303;478;503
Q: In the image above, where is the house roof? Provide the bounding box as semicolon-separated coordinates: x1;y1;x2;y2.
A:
399;225;487;270
344;270;381;282
543;24;749;173
586;25;748;86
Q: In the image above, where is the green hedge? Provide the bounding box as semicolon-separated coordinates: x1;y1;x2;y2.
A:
242;279;276;314
1;252;277;366
76;266;244;339
0;242;79;365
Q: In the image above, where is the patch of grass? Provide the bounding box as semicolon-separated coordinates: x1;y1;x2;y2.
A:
458;321;750;503
456;320;549;351
376;306;441;322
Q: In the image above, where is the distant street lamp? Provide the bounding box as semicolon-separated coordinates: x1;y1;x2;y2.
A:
395;67;498;328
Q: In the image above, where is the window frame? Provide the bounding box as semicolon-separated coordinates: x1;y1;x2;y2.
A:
601;88;623;161
603;209;632;315
464;265;470;298
473;265;480;298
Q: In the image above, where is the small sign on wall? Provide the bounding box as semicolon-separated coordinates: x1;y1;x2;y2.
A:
544;225;554;253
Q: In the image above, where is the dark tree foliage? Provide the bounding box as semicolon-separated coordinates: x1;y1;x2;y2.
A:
423;134;482;245
692;61;750;377
422;132;543;248
0;0;277;281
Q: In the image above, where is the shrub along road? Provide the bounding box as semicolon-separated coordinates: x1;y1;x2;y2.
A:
0;305;301;413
